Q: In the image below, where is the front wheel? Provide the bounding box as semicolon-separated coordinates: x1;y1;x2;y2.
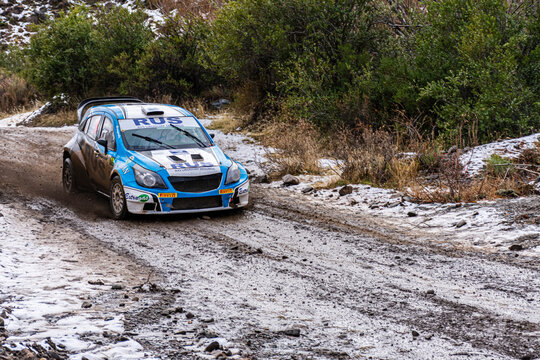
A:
110;177;128;220
62;158;77;193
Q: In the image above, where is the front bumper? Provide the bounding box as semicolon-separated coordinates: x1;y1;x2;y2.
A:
124;180;249;215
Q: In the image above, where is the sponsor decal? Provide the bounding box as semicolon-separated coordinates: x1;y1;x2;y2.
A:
219;189;234;195
167;167;220;177
238;187;249;195
126;192;151;202
119;116;200;131
132;117;183;127
170;162;214;169
159;193;177;198
125;192;139;201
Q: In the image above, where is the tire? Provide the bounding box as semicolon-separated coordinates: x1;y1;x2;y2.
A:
62;158;77;193
109;176;128;220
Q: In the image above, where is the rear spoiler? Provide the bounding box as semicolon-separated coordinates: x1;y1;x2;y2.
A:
77;96;144;122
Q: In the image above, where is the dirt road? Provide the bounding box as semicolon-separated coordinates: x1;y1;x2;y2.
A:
0;126;538;359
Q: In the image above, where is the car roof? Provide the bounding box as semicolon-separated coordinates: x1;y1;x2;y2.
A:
84;103;195;121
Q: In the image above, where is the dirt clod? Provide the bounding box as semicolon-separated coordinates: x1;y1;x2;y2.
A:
339;185;353;196
282;329;301;337
204;341;220;352
81;302;92;309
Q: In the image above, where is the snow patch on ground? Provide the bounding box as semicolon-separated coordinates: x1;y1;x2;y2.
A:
0;202;156;359
461;133;540;175
0;112;33;127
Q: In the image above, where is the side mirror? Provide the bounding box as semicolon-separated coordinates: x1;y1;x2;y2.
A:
97;138;108;155
210;133;215;139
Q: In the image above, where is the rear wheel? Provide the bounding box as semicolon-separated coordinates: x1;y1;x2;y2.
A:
62;158;77;193
110;177;128;220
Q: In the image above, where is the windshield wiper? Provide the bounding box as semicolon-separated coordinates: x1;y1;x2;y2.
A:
170;124;207;148
132;133;175;149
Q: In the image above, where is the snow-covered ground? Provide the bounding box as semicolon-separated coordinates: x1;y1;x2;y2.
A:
0;111;32;127
461;133;540;175
0;202;156;359
0;0;167;45
1;112;538;258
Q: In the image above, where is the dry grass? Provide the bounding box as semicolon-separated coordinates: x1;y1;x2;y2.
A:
410;176;534;203
27;109;77;127
147;94;209;119
331;126;415;187
262;119;323;177
231;82;264;117
179;98;208;119
206;112;247;133
0;72;37;114
409;147;540;203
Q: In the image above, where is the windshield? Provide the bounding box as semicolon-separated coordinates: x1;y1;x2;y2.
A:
119;116;212;151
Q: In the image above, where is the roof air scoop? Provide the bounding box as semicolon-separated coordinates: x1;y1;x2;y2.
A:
142;106;164;116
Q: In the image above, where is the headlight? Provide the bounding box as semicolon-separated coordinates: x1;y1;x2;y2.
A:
133;164;167;189
225;161;241;184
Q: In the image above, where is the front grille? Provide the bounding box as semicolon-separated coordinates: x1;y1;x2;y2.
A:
172;196;222;210
168;173;222;193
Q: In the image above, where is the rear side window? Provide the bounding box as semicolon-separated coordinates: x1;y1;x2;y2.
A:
85;115;102;140
99;117;116;151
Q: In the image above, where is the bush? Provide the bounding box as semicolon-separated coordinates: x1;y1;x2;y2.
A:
206;0;386;122
23;7;96;98
133;15;218;99
93;5;153;94
415;0;539;145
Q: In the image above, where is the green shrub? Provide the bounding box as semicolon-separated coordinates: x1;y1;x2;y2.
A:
93;5;153;94
23;7;96;98
206;0;388;128
415;0;539;145
133;15;219;99
485;154;514;177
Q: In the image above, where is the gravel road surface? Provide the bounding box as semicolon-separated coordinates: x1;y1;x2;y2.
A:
0;126;538;360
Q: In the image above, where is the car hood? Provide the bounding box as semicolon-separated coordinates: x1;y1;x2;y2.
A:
134;147;225;176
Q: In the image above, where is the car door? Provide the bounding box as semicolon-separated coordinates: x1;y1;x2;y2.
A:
78;115;103;187
92;115;117;192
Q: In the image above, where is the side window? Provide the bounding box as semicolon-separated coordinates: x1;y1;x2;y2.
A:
82;117;91;133
79;118;87;132
99;117;116;151
85;115;102;140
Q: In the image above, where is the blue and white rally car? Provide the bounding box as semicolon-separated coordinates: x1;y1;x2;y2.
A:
62;97;250;219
